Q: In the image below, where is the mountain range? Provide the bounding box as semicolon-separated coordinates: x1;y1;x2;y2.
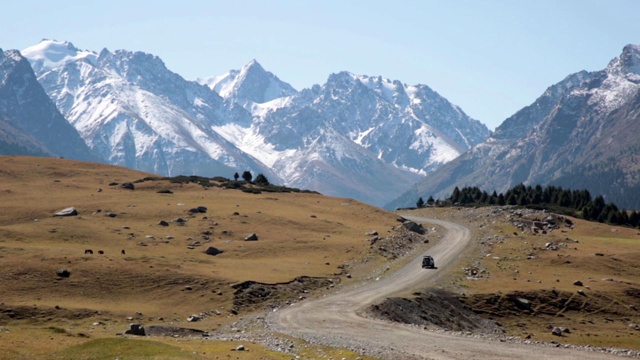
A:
14;39;487;206
4;39;640;210
389;44;640;210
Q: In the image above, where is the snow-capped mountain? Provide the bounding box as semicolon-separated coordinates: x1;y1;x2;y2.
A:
197;59;297;106
22;40;276;179
21;39;489;207
0;47;95;160
203;65;490;205
389;44;640;210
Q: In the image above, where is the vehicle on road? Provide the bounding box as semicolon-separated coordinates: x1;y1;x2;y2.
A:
421;255;435;269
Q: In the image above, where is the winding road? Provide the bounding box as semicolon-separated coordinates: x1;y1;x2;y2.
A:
269;215;626;359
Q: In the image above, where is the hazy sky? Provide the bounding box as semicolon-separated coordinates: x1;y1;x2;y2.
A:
3;0;639;130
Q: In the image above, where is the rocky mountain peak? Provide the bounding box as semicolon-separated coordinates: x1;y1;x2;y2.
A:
606;44;640;78
0;48;97;161
198;59;297;104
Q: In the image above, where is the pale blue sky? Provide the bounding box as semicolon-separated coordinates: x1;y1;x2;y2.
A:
3;0;639;130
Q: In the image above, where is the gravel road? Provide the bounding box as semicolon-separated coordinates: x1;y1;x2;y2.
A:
268;215;632;359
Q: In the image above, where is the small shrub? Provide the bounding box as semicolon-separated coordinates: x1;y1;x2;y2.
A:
49;326;68;334
241;188;262;194
225;181;243;189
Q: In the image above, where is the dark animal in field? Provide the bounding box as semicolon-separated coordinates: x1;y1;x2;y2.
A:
84;249;93;254
121;249;126;255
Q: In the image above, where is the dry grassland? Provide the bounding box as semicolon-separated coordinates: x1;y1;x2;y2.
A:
0;156;396;359
407;206;640;350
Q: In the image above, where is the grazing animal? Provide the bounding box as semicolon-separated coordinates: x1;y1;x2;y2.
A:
84;249;93;254
98;250;104;254
121;249;126;255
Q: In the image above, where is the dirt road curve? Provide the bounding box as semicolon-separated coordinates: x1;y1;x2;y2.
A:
270;215;623;360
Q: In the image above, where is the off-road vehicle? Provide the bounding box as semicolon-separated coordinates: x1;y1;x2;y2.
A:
421;255;435;269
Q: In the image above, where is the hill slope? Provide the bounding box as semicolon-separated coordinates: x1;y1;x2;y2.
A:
0;156;400;354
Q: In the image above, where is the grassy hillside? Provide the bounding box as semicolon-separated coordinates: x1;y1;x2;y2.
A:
0;156;398;359
403;206;640;350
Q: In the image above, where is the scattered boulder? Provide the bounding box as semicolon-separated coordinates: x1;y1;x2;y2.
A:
573;280;583;286
56;268;70;278
245;233;259;241
121;182;135;190
402;221;426;235
187;314;201;322
172;217;187;224
158;220;169;226
512;297;532;311
144;325;207;337
551;326;563;336
235;345;245;351
365;230;378;236
204;247;223;256
188;206;208;214
53;207;78;217
124;323;146;336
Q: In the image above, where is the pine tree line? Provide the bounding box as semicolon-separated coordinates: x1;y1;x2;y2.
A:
417;184;640;228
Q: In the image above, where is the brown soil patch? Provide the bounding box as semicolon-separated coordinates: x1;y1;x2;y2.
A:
368;289;503;334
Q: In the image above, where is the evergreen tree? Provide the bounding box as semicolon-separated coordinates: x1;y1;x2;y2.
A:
254;173;270;185
451;187;461;204
233;172;239;181
242;170;253;182
416;197;425;208
427;196;435;206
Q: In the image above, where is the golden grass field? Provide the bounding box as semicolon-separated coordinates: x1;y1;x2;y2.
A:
0;156;396;359
2;156;640;359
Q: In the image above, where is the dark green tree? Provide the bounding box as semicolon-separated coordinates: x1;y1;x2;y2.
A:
233;172;239;181
254;173;270;185
242;170;253;182
451;186;461;204
427;196;435;206
416;197;425;208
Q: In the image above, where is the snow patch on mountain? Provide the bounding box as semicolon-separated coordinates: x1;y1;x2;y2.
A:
197;59;297;105
22;39;97;73
21;39;490;207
